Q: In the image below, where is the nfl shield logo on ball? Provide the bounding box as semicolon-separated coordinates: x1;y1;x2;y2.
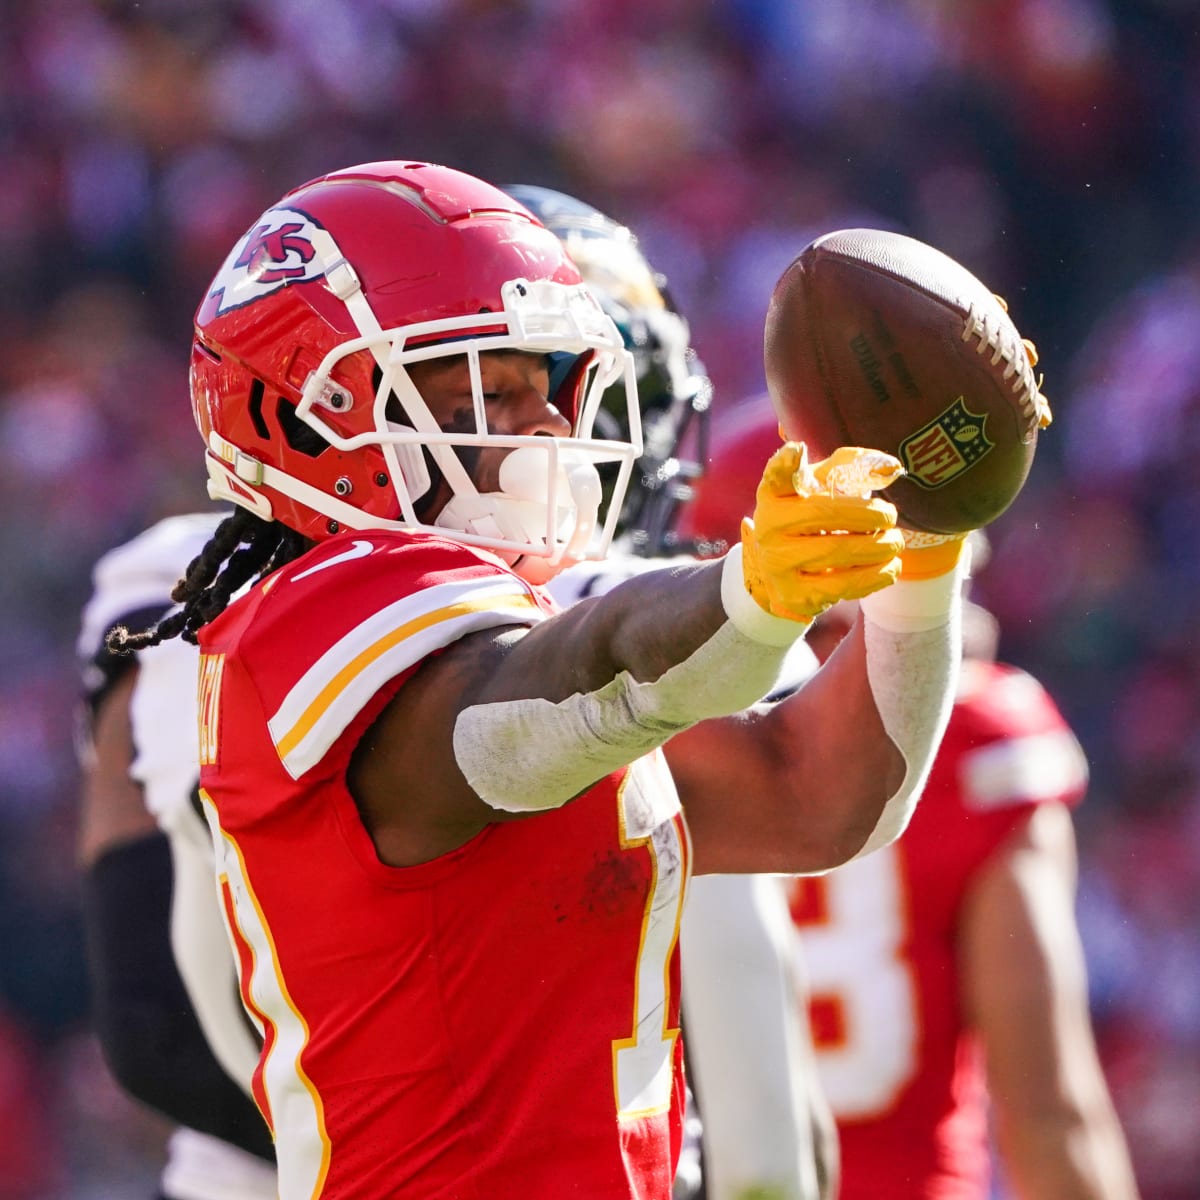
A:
899;397;994;489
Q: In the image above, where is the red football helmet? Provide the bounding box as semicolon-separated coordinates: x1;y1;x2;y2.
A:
674;393;783;553
190;160;641;576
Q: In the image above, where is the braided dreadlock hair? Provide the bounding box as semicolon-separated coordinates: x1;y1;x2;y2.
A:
105;508;311;654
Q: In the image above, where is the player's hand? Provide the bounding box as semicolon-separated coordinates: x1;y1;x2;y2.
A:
738;443;905;624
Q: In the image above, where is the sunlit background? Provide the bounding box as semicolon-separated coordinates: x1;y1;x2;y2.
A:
2;1;1198;1195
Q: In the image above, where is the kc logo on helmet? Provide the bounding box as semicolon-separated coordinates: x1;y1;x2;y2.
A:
207;207;326;315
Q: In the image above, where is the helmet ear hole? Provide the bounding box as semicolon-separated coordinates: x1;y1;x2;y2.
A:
276;397;331;457
248;380;270;439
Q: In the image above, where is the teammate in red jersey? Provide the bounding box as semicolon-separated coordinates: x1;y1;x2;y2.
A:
798;607;1141;1200
111;160;970;1199
681;394;1141;1200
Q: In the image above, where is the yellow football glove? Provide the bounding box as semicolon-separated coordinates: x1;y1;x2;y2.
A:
739;443;905;624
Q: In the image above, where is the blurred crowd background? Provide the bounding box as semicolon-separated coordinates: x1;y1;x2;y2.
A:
2;0;1198;1196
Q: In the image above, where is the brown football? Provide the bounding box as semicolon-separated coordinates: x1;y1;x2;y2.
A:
763;228;1044;533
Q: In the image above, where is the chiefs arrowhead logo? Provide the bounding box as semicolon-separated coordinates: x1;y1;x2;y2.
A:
207;207;328;315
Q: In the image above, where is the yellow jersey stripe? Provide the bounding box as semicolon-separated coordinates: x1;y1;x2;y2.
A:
275;592;533;761
269;576;538;743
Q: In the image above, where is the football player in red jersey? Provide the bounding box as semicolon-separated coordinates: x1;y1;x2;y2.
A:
679;393;1141;1200
75;184;828;1200
108;160;969;1200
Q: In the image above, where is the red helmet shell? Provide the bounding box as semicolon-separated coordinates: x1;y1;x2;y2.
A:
190;161;584;541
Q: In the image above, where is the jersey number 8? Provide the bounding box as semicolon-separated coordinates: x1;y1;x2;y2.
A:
788;844;918;1119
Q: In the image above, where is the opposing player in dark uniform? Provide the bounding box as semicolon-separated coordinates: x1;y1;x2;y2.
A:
109;160;972;1200
77;513;275;1200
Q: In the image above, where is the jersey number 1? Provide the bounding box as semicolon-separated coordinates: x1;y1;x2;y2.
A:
613;754;687;1120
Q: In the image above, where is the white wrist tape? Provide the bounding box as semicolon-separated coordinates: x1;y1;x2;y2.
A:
853;587;962;859
859;541;972;632
720;545;811;646
454;618;791;813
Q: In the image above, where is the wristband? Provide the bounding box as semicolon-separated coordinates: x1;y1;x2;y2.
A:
860;541;971;633
720;546;811;647
899;531;969;581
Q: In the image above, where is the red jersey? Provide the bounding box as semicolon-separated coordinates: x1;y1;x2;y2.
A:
787;659;1088;1200
197;531;689;1200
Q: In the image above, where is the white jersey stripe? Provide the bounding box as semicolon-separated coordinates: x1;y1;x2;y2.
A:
960;728;1089;810
269;578;542;779
202;792;330;1200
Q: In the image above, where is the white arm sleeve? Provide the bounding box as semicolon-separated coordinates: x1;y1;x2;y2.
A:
681;873;825;1200
457;551;812;813
853;565;965;859
161;1129;276;1200
454;617;799;813
130;637;261;1095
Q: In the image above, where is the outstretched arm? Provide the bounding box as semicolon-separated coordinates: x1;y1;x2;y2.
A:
355;444;957;874
961;803;1140;1200
667;543;963;875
